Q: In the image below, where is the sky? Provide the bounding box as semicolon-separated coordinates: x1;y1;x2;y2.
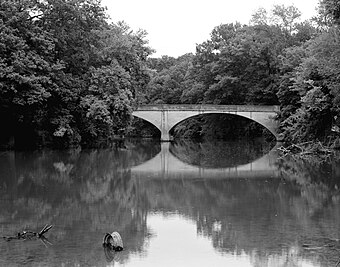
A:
101;0;320;58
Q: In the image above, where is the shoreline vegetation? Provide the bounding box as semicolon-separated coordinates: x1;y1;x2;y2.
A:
278;141;339;158
1;0;340;151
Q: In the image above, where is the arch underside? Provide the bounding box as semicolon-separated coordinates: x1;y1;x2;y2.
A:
169;112;276;137
132;114;162;132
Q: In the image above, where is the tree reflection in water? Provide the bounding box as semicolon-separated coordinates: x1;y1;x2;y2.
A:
0;142;157;266
0;140;339;266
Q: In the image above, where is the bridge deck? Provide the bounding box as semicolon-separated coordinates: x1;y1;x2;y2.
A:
135;104;279;112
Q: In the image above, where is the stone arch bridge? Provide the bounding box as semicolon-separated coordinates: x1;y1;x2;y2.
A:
133;105;280;141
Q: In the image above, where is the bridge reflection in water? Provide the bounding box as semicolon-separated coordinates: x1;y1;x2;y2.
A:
131;143;279;179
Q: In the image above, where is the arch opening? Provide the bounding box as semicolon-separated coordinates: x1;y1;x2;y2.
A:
128;116;161;139
169;113;276;142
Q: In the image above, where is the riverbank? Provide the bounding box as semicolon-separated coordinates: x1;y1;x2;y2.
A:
278;138;340;159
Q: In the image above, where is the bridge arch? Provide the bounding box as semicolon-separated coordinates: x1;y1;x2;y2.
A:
132;114;162;138
133;105;280;141
168;112;277;139
132;113;162;133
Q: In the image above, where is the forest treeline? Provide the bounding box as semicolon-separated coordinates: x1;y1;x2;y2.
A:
1;0;340;148
0;0;152;148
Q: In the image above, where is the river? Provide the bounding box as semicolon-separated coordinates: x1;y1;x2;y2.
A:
0;139;339;267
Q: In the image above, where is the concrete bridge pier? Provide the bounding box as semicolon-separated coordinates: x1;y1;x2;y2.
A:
160;110;171;142
161;131;171;142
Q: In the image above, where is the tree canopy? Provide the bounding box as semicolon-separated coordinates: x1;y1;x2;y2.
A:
0;0;152;148
1;0;340;147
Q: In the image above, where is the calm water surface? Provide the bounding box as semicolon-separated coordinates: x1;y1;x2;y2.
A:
0;139;339;267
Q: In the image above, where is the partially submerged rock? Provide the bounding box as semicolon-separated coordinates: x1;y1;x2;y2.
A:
103;231;123;251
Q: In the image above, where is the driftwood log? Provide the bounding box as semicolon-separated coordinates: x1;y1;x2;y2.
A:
103;231;123;251
3;224;53;242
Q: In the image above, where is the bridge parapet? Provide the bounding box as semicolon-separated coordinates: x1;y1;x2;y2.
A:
135;104;280;112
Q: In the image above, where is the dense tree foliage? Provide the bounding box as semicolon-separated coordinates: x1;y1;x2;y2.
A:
0;0;152;148
276;1;340;146
144;5;315;107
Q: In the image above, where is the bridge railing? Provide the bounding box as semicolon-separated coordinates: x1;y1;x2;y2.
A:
135;104;280;112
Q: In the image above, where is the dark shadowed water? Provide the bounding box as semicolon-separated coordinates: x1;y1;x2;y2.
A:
0;139;339;267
